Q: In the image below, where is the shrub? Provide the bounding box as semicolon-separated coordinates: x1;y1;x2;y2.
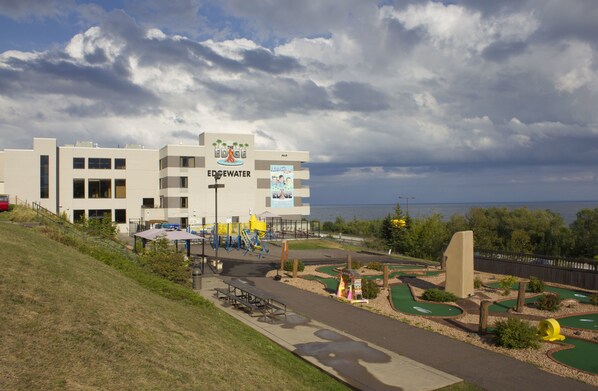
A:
8;205;37;222
366;261;383;271
474;277;482;289
494;318;540;349
361;279;380;299
498;275;518;296
590;293;598;306
536;293;562;312
527;276;545;293
422;288;458;302
140;238;190;286
350;260;363;270
284;260;305;272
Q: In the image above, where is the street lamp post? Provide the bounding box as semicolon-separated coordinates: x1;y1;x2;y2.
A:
398;196;415;216
208;172;225;267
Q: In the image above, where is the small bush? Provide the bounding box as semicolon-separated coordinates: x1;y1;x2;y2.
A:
498;275;518;296
350;260;363;270
536;293;562;312
527;276;545;293
139;238;190;286
366;261;383;271
8;205;37;222
284;260;305;272
422;288;458;302
494;318;540;349
590;293;598;306
474;277;482;289
361;279;380;299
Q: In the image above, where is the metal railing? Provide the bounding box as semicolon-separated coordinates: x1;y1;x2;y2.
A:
475;248;597;272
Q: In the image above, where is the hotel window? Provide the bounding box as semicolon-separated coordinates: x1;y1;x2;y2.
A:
73;179;85;198
40;155;49;198
114;179;126;198
88;209;111;220
180;176;188;188
180;197;188;208
88;158;111;169
142;198;154;208
180;156;195;168
73;209;85;223
180;217;188;229
159;177;166;189
159;157;167;170
114;209;126;223
115;158;126;170
88;179;111;198
73;157;85;169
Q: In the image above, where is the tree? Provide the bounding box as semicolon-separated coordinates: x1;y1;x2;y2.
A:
570;208;598;258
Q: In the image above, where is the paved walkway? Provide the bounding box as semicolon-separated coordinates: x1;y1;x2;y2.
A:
200;276;461;391
200;272;597;391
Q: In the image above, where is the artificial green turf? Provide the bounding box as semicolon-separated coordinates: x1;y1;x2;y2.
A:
487;282;593;304
316;265;343;277
557;313;598;331
389;284;463;317
488;295;543;313
551;338;598;374
302;275;339;292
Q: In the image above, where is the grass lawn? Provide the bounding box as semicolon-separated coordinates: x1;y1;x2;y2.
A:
286;238;363;251
0;222;349;390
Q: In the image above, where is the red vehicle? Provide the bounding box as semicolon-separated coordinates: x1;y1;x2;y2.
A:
0;194;9;212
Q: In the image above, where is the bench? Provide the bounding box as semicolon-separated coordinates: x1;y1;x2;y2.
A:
214;281;287;321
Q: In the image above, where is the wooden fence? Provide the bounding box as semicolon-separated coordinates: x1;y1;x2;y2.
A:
474;249;597;290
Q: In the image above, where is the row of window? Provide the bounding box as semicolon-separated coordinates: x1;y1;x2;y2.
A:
73;209;126;224
159;156;196;170
73;179;126;199
73;157;126;170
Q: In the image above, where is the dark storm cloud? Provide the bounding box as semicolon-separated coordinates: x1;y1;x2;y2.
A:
331;81;389;112
481;41;528;63
241;48;303;74
0;55;158;116
203;77;332;119
0;0;75;20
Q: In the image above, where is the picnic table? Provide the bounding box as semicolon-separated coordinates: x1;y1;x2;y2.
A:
215;279;287;320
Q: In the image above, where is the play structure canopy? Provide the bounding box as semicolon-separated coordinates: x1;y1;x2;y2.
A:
134;228;203;241
257;210;280;219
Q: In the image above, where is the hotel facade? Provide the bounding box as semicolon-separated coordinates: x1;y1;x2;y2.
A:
0;133;310;233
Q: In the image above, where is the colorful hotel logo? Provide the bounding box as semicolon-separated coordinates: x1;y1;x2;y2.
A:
213;140;248;166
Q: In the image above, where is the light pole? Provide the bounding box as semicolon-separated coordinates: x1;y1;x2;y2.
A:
208;172;224;267
398;196;415;216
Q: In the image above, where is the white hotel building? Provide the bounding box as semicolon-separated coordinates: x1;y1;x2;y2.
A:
0;133;310;233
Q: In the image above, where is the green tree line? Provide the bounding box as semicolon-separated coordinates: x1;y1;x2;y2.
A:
321;205;598;262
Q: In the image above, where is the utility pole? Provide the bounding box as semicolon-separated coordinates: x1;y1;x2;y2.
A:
208;172;224;267
398;195;415;216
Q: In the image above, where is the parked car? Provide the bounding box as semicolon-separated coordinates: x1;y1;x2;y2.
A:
0;194;9;212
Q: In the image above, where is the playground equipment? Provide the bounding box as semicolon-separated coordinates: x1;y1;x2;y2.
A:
336;268;368;304
189;215;270;258
538;318;566;341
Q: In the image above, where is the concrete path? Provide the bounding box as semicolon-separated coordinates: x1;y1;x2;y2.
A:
200;276;461;391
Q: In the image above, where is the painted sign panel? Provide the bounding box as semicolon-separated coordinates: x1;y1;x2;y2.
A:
270;165;294;208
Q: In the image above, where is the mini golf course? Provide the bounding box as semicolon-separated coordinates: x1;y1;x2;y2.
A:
389;284;463;317
557;313;598;331
551;338;598;374
315;264;441;280
302;275;339;292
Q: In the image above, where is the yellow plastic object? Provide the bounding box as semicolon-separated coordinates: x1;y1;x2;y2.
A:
249;215;267;232
538;319;566;341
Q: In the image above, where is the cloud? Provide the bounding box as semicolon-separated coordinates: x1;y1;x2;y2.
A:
0;1;597;203
0;0;76;20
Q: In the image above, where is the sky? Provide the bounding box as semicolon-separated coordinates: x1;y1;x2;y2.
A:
0;0;597;205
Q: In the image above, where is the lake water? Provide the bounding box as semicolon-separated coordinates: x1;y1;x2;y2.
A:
309;201;598;225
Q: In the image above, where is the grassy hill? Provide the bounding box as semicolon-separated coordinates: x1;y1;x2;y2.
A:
0;222;348;390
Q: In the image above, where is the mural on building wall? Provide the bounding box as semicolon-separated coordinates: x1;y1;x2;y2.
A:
270;165;294;208
213;139;248;166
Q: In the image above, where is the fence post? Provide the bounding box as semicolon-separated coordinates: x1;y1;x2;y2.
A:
516;282;527;312
479;300;491;334
292;259;298;278
383;264;389;289
347;253;352;269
